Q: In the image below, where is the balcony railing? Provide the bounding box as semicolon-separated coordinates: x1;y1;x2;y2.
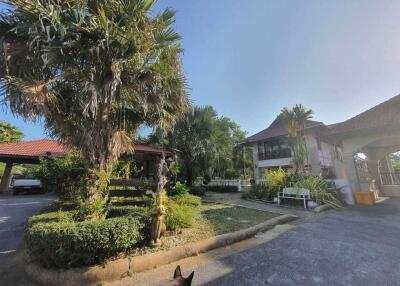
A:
380;172;400;186
258;149;291;161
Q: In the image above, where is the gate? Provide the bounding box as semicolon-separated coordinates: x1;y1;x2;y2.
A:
353;154;372;192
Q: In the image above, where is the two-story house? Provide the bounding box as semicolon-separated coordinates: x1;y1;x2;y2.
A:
240;116;339;179
240;95;400;204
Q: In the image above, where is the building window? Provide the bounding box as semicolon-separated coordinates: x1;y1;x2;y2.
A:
258;140;291;160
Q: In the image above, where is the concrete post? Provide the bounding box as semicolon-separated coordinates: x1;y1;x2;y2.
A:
341;154;357;204
0;162;13;193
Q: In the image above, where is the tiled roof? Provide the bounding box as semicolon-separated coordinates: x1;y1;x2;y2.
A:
0;139;68;157
0;139;172;158
134;144;173;155
243;117;324;143
324;94;400;137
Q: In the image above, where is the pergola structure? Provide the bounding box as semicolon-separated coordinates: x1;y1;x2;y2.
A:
0;139;173;193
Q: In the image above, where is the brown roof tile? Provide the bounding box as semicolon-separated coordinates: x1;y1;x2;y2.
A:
324;94;400;137
243;117;323;143
0;139;172;158
0;139;68;157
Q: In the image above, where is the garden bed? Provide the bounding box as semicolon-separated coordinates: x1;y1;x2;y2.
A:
26;214;296;286
111;202;279;257
25;198;279;270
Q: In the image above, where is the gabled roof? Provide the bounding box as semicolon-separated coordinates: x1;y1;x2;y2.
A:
324;94;400;137
133;144;173;155
243;116;323;143
0;139;172;163
0;139;68;157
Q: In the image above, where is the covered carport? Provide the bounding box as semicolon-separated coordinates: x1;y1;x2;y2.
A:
0;140;67;193
0;139;174;193
321;95;400;203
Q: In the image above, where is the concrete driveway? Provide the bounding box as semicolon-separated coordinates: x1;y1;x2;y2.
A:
0;193;55;253
114;197;400;286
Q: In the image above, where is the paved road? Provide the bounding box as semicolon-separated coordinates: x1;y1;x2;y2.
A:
0;193;54;253
115;197;400;286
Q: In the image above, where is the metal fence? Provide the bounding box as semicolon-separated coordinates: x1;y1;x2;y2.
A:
207;179;251;192
380;172;400;186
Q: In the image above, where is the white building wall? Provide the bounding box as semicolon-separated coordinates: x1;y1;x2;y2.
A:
252;135;338;179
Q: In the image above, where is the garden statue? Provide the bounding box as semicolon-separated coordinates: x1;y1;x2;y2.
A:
150;153;169;247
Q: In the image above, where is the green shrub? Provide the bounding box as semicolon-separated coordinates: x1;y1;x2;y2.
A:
107;205;150;219
241;183;278;201
189;186;206;196
283;173;344;209
206;185;238;192
34;152;88;202
172;193;201;207
168;181;188;197
165;199;198;231
25;210;150;269
262;168;286;190
27;210;77;226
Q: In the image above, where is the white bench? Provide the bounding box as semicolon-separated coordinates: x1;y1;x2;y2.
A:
278;187;310;208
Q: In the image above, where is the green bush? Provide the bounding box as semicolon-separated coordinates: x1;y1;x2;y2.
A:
25;209;150;269
107;205;150;219
172;193;201;207
262;168;286;189
189;186;206;196
241;183;278;201
206;185;238;193
165;199;198;231
168;181;188;197
34;152;88;202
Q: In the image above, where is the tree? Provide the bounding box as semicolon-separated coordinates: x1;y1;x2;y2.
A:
0;0;189;218
233;143;253;179
280;104;313;173
389;152;400;171
0;121;23;143
159;106;247;185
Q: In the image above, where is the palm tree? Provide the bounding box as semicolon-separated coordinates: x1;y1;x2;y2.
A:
0;0;189;218
0;121;23;143
280;104;313;173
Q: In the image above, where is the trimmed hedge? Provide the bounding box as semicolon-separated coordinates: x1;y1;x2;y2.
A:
189;186;206;196
206;185;238;193
25;206;150;269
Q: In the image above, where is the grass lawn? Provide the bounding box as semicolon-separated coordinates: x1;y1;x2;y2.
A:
130;202;280;256
199;203;279;235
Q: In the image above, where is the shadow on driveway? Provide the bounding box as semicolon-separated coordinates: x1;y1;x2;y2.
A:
0;193;55;253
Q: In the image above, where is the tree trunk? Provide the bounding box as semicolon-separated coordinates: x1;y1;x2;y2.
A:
83;167;109;220
186;166;193;187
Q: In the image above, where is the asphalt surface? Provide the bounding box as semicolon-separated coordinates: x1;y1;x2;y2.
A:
0;193;54;253
115;197;400;286
194;197;400;286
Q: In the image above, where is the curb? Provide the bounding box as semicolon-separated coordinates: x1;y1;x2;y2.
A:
25;214;296;286
314;204;332;213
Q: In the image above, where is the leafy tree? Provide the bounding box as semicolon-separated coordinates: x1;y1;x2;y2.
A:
0;0;189;218
389;152;400;171
159;106;248;185
233;143;254;179
0;121;23;143
280;104;313;173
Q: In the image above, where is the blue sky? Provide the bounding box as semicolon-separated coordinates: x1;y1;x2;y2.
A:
2;0;400;139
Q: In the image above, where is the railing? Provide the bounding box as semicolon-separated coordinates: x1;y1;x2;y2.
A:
255;179;269;185
380;172;400;186
207;179;251;192
258;149;291;161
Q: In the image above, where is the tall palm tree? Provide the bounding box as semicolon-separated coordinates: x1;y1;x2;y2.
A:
280;104;313;173
0;0;189;218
